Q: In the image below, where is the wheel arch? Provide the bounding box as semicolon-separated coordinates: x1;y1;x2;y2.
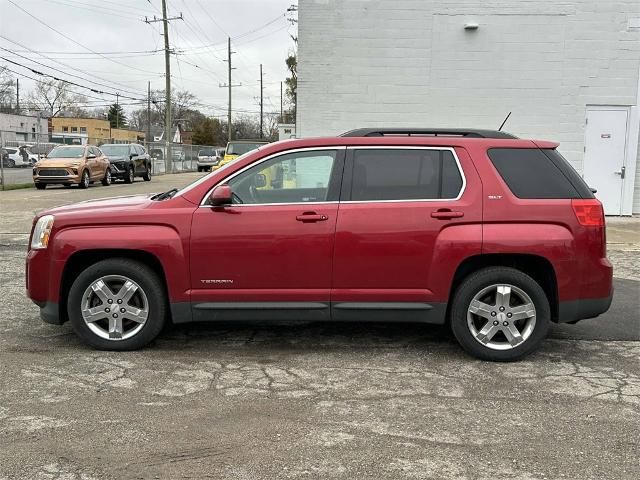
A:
448;254;559;323
59;249;169;324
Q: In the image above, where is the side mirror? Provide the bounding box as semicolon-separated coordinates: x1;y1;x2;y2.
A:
209;184;232;206
254;173;267;188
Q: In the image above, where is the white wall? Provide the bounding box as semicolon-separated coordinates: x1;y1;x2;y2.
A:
298;0;640;213
0;113;48;142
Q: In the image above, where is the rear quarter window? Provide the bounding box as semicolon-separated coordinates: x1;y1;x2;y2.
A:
487;148;590;199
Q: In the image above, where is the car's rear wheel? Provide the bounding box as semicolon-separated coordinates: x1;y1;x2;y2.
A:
35;183;46;190
79;169;90;189
101;168;112;186
67;259;167;350
142;163;152;181
124;165;134;184
450;267;550;362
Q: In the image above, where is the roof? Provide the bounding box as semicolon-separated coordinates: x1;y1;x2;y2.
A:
340;128;517;139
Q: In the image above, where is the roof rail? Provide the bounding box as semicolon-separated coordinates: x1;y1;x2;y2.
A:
339;128;518;139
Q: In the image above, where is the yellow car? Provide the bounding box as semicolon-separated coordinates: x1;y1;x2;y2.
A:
214;140;268;170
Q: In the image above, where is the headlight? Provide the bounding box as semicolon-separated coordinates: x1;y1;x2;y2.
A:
31;215;54;250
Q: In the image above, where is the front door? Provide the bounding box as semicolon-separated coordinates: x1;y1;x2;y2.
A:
189;147;345;321
583;107;629;215
331;146;483;322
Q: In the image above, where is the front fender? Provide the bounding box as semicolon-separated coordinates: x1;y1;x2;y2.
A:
49;224;190;304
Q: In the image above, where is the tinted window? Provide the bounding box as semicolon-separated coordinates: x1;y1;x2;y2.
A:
228;150;337;204
488;148;581;199
351;149;463;201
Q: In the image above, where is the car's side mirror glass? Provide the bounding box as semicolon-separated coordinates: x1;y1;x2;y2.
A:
209;184;233;206
253;173;267;188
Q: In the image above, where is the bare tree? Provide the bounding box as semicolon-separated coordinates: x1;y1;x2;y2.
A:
0;66;16;112
26;79;87;117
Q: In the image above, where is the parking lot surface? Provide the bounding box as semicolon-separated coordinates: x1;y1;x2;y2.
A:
0;176;638;479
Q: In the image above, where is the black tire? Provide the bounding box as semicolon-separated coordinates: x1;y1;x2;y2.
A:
124;165;134;184
67;258;167;350
450;267;550;362
7;158;15;168
35;183;46;190
142;163;152;181
79;169;90;189
101;168;112;186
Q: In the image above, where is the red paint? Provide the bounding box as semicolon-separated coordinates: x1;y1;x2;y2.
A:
26;135;612;320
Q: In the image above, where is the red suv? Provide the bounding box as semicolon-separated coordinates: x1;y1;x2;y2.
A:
26;128;613;361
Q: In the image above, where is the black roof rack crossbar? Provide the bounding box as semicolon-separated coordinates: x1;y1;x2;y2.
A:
339;128;518;139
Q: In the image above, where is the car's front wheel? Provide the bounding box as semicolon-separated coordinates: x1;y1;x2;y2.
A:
450;267;550;362
124;165;134;184
78;169;90;189
142;163;152;181
67;259;167;350
35;183;46;190
101;168;112;186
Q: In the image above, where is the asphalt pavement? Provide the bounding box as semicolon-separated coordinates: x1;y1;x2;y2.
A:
0;174;638;480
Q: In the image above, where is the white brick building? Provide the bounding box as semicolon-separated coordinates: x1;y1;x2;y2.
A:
297;0;640;215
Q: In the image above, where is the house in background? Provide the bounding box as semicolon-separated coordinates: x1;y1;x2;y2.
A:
0;112;48;143
297;0;640;215
50;117;144;145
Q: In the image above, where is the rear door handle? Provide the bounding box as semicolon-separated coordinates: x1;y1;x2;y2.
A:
431;209;464;219
296;212;328;222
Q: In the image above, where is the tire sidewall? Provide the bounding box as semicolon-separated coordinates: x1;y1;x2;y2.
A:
450;267;550;362
67;259;167;350
79;170;89;188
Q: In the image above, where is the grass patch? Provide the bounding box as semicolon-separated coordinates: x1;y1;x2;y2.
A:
1;182;33;191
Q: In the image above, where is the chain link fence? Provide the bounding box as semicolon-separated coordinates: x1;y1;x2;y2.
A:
0;130;220;189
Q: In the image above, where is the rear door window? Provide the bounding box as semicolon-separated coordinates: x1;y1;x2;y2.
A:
488;148;586;199
349;148;464;201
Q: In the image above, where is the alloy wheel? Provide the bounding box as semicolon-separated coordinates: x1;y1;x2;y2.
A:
467;283;536;351
81;275;149;340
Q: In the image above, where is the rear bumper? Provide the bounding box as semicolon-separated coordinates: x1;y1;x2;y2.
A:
558;291;613;323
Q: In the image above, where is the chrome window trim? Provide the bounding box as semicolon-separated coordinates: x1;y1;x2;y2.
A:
199;146;346;207
342;146;466;203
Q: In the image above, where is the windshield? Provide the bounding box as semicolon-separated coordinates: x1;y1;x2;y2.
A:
198;148;215;156
227;142;265;155
47;146;85;158
100;145;130;157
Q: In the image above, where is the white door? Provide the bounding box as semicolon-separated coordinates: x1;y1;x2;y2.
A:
583;107;629;215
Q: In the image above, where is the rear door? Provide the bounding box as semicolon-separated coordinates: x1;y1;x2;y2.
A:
331;146;483;322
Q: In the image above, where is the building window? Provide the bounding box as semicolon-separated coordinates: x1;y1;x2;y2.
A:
71;127;78;133
80;127;87;133
63;126;68;132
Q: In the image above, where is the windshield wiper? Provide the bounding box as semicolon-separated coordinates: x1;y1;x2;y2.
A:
151;188;178;201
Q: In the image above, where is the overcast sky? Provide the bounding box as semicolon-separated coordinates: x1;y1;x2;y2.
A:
1;0;297;119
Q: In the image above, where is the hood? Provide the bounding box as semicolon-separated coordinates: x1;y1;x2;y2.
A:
37;157;85;168
42;194;154;217
107;156;126;162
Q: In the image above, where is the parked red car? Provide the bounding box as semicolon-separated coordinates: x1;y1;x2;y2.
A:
26;128;612;361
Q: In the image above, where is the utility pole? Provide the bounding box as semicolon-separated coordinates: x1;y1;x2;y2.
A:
219;37;240;143
280;81;283;123
16;78;19;113
145;4;183;174
147;81;151;150
259;64;263;139
116;93;120;129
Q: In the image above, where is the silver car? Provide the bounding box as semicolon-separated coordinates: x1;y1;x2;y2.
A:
197;147;225;172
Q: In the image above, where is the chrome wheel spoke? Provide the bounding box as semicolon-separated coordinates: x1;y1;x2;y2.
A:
109;316;124;339
510;303;536;321
469;300;494;319
125;306;148;324
503;323;524;347
476;321;499;345
91;280;114;304
496;285;512;308
116;280;138;304
82;306;106;323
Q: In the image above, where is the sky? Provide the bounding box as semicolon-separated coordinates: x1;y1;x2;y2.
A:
0;0;297;120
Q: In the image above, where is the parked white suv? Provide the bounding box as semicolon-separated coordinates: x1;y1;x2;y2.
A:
3;146;38;167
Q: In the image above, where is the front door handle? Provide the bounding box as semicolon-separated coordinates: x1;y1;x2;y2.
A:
431;209;464;219
296;212;328;222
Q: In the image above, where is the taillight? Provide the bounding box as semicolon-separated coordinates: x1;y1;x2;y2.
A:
572;199;604;226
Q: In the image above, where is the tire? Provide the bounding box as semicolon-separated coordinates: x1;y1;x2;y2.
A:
142;163;152;181
124;165;134;184
79;169;90;189
35;183;46;190
450;267;550;362
197;166;202;172
101;168;112;186
67;258;167;350
6;158;15;168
